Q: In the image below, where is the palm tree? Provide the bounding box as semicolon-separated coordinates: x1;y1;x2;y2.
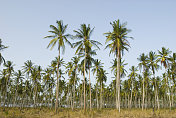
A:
0;39;8;65
80;48;96;110
44;20;72;113
137;53;148;111
71;56;80;109
128;66;138;108
169;53;176;107
157;47;171;110
110;59;128;78
14;70;24;106
0;69;7;109
97;68;107;109
22;60;34;106
73;24;101;111
66;61;74;109
4;61;14;109
157;47;171;69
92;59;103;109
147;51;160;109
104;19;132;112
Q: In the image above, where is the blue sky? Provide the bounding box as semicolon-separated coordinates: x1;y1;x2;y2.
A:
0;0;176;85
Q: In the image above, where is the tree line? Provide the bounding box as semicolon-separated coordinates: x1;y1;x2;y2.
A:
0;19;176;113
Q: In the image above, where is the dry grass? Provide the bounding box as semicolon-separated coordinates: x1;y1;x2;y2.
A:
0;107;176;118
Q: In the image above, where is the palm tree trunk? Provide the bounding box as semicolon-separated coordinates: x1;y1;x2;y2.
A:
154;75;160;109
89;68;92;110
81;82;83;109
168;77;171;110
96;84;99;109
130;79;133;109
100;82;102;109
116;49;121;112
142;71;145;111
138;96;141;108
55;47;60;113
73;75;76;110
125;92;127;108
84;48;86;112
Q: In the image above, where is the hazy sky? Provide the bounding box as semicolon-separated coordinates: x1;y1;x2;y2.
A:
0;0;176;85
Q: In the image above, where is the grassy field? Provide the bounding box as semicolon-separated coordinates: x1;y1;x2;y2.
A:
0;108;176;118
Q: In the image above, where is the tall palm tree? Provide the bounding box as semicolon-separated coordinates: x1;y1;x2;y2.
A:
0;69;8;109
168;53;176;106
22;60;34;106
65;61;74;109
128;66;138;108
0;39;8;65
73;24;101;111
157;47;171;110
14;70;24;106
104;19;132;112
137;53;148;111
147;51;160;109
4;61;14;109
71;56;80;109
80;48;96;110
97;68;108;109
92;59;103;109
44;20;72;113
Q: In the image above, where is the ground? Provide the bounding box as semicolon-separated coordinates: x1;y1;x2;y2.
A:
0;108;176;118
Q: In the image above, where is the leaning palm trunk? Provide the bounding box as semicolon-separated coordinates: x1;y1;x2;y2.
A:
55;47;60;113
116;49;121;112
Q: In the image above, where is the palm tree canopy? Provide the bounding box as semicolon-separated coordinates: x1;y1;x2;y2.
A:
104;19;133;57
73;24;102;55
110;59;128;78
137;53;148;72
0;39;8;65
44;20;72;53
157;47;171;68
22;60;34;75
148;51;160;75
92;59;104;76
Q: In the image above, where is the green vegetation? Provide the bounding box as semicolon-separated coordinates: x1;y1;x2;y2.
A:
1;19;176;117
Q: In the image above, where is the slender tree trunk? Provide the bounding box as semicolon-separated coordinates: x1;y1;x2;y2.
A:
135;92;137;108
145;85;148;109
100;82;102;109
168;77;171;110
139;96;141;108
171;86;174;107
125;92;127;108
73;75;76;110
55;47;60;113
130;79;133;109
96;84;99;109
89;68;92;110
142;71;145;111
34;85;36;108
116;49;121;112
84;48;86;112
128;94;130;108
